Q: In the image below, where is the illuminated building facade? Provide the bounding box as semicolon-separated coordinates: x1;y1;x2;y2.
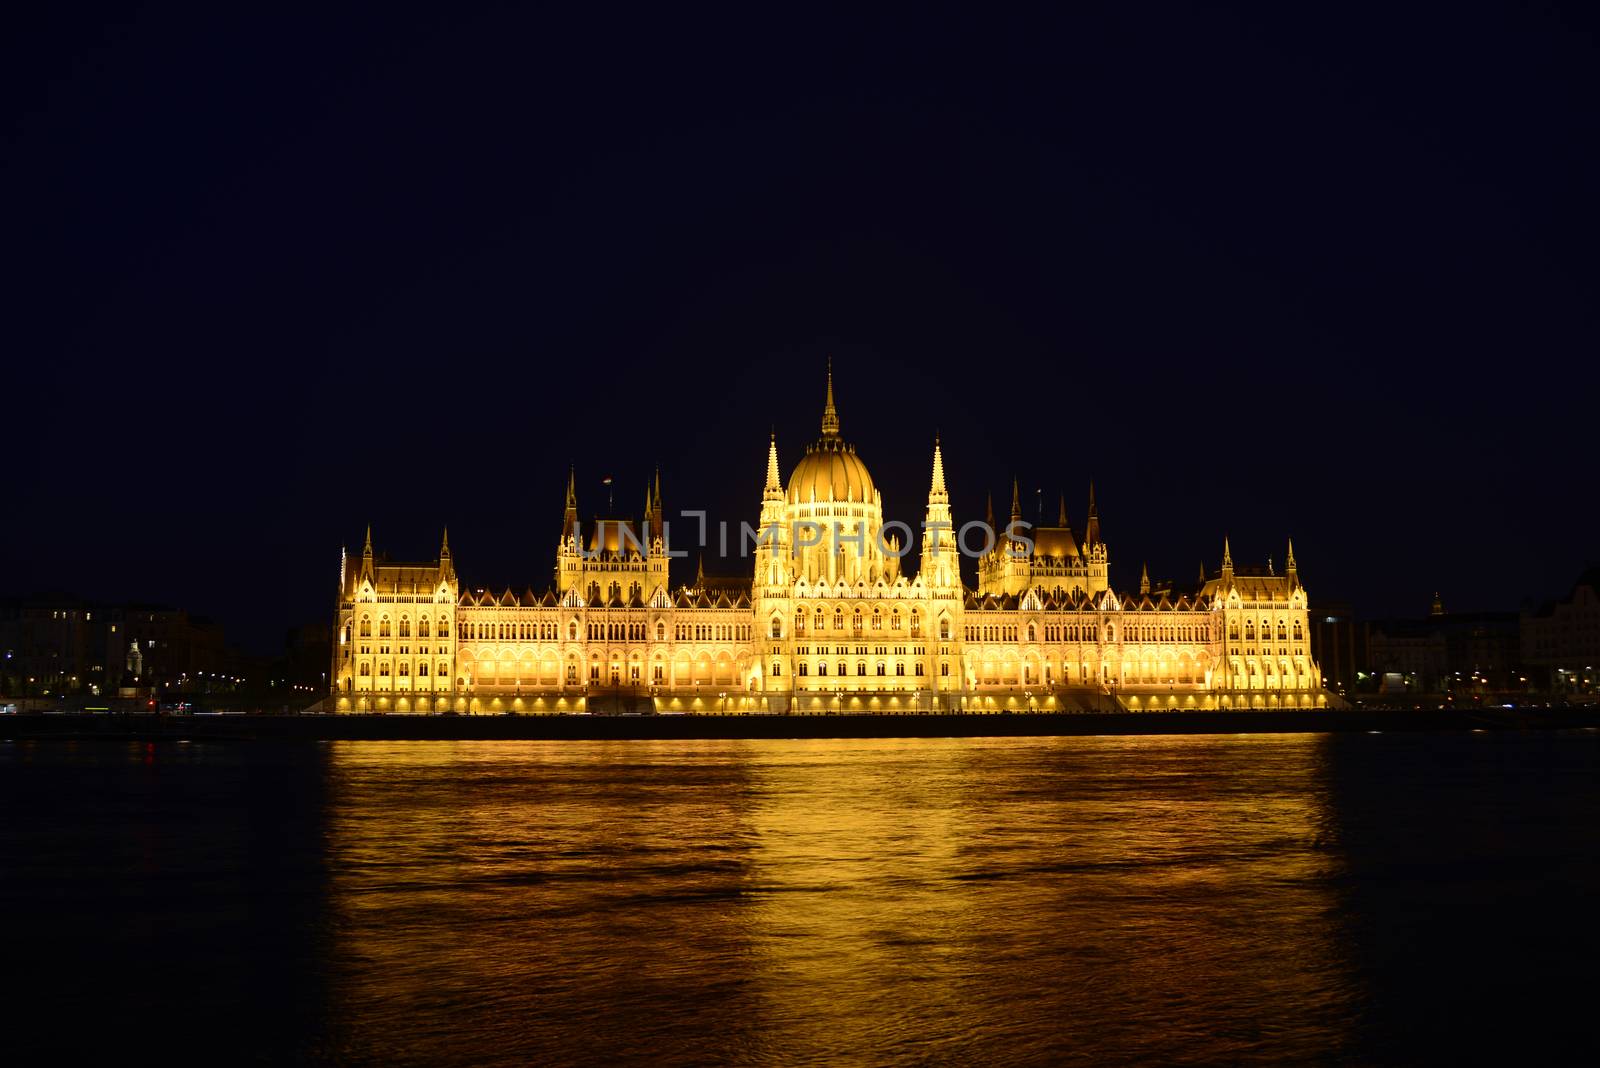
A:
330;372;1326;712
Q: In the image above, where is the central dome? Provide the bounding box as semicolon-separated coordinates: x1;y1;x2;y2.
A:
788;438;875;504
785;362;877;504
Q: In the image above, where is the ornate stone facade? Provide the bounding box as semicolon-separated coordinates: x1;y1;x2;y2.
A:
331;371;1325;712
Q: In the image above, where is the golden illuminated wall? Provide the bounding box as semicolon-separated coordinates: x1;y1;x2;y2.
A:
331;532;459;711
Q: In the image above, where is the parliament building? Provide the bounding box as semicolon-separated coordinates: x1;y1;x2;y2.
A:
330;372;1326;713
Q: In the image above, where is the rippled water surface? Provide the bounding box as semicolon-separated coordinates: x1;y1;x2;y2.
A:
5;732;1599;1064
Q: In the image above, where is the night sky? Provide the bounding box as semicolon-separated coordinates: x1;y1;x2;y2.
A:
6;4;1597;654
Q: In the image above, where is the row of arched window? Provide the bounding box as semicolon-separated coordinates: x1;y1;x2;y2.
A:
1228;619;1305;642
357;615;451;639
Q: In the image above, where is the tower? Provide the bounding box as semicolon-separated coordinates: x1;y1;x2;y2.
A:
920;436;959;591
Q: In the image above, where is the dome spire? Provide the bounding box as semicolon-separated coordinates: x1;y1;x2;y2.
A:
821;357;840;437
930;436;947;499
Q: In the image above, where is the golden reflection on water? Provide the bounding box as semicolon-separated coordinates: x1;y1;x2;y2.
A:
320;736;1353;1065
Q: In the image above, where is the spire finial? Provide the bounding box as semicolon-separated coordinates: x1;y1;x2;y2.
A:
1222;535;1233;570
1286;537;1297;572
1010;477;1022;522
441;526;450;554
1140;562;1151;595
1058;493;1068;527
363;524;373;554
821;357;840;437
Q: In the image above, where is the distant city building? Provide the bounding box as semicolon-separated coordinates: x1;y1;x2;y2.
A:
1522;568;1600;693
1308;600;1366;697
331;370;1327;713
1367;597;1523;696
0;596;236;698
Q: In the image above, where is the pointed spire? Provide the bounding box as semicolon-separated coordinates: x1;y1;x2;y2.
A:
1431;591;1444;616
440;527;450;556
765;433;782;495
1222;536;1233;574
985;492;996;531
363;524;372;556
696;553;705;586
1286;537;1297;573
1058;493;1068;527
1084;481;1101;547
1140;563;1151;595
820;357;840;437
929;436;947;498
653;466;662;509
1198;560;1207;586
562;466;579;541
1010;477;1022;522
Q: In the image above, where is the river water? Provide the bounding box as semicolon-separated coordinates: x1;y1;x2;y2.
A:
3;732;1597;1065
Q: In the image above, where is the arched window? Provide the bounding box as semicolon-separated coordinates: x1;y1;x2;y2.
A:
818;662;827;676
359;617;372;638
439;618;450;637
398;662;409;677
799;662;809;676
771;617;783;639
418;662;428;677
771;661;781;677
892;610;902;630
399;617;411;638
379;617;392;638
876;662;886;676
418;618;430;638
656;622;665;640
856;661;867;676
359;661;370;677
1027;624;1037;642
834;610;845;630
438;662;448;678
939;619;950;640
568;622;578;640
911;611;922;637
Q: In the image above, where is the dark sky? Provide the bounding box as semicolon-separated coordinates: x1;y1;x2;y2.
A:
5;3;1597;654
